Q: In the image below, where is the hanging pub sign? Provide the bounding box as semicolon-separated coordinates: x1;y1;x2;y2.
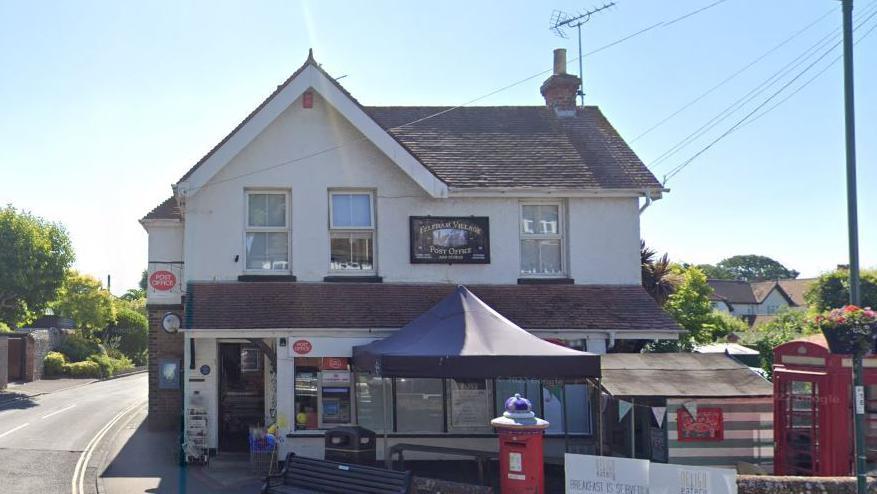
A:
409;216;490;264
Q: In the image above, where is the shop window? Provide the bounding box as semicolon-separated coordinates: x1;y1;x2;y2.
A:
447;379;494;433
520;203;564;276
564;382;592;434
294;358;319;430
355;374;393;433
245;191;289;271
496;379;542;417
329;191;375;273
395;378;443;433
542;380;565;434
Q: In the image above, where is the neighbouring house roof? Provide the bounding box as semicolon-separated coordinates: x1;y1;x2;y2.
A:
600;353;773;398
142;196;182;221
147;52;664;218
708;278;814;308
708;280;757;304
777;278;814;306
365;106;662;190
186;282;682;333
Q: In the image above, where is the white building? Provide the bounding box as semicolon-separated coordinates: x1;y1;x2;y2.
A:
140;49;680;461
708;278;813;325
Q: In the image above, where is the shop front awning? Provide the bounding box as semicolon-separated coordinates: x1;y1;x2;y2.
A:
351;286;600;379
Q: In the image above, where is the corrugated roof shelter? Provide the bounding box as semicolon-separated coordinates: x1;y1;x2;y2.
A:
600;353;772;398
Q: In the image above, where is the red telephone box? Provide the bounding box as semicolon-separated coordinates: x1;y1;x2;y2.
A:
773;334;877;476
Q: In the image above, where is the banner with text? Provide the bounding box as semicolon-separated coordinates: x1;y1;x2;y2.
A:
565;454;649;494
649;462;737;494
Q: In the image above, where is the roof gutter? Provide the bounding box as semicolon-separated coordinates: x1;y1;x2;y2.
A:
448;187;667;199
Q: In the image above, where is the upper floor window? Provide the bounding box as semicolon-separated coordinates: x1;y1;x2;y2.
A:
329;191;375;273
245;191;289;271
520;203;563;276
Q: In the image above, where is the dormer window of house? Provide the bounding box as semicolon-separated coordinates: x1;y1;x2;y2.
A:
329;190;375;273
245;190;290;272
520;202;564;277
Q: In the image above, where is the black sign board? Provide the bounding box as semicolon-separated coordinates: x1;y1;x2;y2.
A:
410;216;490;264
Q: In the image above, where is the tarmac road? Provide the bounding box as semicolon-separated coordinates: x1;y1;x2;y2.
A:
0;373;147;494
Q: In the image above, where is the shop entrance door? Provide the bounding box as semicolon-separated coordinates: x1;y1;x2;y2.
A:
776;377;823;475
218;343;265;452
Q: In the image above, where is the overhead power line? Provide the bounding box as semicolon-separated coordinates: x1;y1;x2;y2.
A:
649;0;877;172
188;0;732;194
662;4;877;184
630;7;836;143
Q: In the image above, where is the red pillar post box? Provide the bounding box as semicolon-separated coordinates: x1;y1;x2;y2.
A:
491;393;550;494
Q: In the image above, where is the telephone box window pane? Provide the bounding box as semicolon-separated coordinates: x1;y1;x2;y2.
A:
395;378;443;433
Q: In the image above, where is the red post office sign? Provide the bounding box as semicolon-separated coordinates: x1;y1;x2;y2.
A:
677;407;724;442
149;270;177;291
292;339;312;355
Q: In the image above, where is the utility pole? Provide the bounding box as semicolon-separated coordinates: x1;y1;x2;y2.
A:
840;0;864;492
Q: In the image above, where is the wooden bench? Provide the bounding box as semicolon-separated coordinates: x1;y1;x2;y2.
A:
262;453;413;494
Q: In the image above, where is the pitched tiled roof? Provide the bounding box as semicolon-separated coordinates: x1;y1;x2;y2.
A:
777;278;814;306
750;281;777;303
142;196;182;221
707;280;757;304
186;282;681;332
365;106;662;190
171;53;662;194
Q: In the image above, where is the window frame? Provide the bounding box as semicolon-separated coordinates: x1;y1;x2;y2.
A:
243;189;291;274
518;201;566;278
328;189;377;274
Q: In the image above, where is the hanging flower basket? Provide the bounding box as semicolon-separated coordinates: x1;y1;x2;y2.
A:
814;305;877;356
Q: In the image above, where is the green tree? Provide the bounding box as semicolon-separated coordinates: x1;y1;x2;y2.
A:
51;271;115;335
138;269;148;291
656;266;716;351
805;269;877;312
696;264;735;280
0;322;12;333
716;255;799;281
704;311;749;341
641;241;681;306
0;206;75;325
750;309;815;378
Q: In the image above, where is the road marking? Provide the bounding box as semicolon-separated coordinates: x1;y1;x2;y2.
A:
0;423;30;439
41;404;77;419
71;400;145;494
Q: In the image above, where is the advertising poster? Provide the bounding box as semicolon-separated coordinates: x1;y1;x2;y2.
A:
409;216;490;264
450;380;490;429
565;454;649;494
677;408;724;441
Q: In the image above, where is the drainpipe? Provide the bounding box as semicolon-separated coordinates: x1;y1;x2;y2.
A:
607;332;616;351
638;190;655;215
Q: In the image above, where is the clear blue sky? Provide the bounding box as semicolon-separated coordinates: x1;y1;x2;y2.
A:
1;0;874;294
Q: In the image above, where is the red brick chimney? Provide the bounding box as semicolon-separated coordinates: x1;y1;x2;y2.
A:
540;48;581;117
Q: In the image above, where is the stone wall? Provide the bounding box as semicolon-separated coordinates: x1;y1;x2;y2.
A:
29;330;52;381
0;335;8;390
738;476;877;494
147;304;184;430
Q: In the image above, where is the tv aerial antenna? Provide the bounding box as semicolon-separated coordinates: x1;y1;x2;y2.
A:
549;3;615;106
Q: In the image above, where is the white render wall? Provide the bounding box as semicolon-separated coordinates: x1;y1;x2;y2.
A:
170;91;642;286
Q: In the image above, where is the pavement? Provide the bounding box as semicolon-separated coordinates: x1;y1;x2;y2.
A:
97;406;265;494
0;373;148;494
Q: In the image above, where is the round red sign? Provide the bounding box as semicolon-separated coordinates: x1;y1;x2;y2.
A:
149;270;177;291
292;340;312;355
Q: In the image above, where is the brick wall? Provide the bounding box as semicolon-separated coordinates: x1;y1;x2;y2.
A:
0;335;8;390
147;304;184;430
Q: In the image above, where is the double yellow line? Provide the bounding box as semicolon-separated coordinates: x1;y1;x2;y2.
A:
71;399;146;494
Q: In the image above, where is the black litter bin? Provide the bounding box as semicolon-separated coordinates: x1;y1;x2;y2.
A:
324;426;377;465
